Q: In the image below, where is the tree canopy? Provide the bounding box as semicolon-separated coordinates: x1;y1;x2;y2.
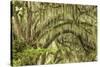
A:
11;1;97;66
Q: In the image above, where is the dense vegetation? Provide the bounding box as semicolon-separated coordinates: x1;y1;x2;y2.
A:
11;1;97;66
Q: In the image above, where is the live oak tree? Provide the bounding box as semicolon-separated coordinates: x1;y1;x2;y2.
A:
11;1;97;66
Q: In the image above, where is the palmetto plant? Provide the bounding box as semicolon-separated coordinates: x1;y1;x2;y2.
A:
11;1;97;66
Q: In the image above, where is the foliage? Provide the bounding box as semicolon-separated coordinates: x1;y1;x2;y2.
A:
11;1;97;66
